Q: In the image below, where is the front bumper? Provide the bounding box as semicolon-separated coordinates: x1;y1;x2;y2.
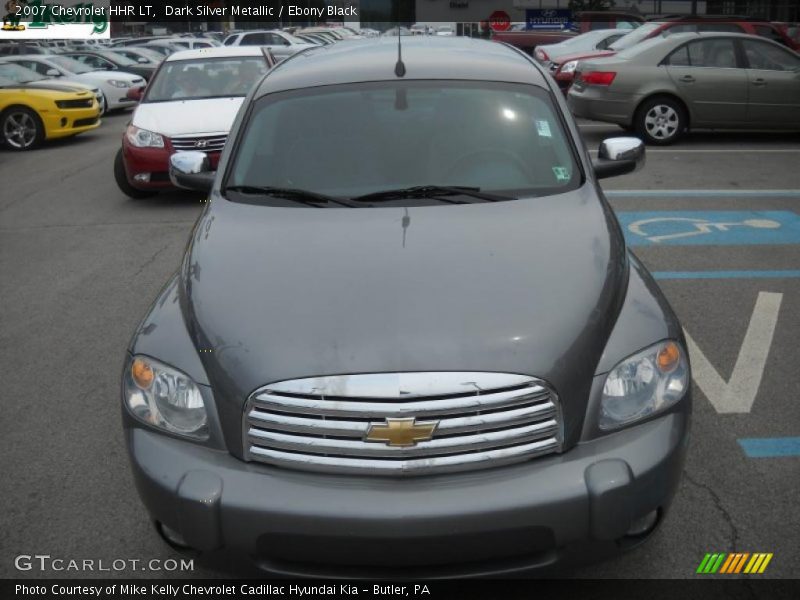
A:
42;105;101;139
126;407;689;577
121;139;220;191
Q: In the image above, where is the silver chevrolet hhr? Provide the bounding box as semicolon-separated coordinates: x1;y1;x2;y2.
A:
122;36;691;577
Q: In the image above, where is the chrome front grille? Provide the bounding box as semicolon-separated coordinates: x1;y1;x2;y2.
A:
244;372;562;476
170;134;227;152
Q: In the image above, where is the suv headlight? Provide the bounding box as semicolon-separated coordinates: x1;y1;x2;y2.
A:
124;355;208;439
107;79;132;88
560;60;579;74
599;340;688;430
126;125;164;148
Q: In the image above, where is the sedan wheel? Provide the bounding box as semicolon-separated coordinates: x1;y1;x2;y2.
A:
636;98;686;146
2;107;43;151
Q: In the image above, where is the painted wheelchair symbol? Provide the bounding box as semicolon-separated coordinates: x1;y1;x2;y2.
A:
627;217;781;243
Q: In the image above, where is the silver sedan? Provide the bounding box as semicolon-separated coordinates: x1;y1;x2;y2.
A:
568;32;800;144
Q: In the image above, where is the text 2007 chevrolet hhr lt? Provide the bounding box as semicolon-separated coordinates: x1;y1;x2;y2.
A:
122;38;691;577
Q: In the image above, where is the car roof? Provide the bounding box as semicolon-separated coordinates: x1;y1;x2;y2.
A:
256;37;547;96
164;46;268;62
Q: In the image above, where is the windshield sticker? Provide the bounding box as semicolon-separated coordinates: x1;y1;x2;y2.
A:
553;166;570;182
536;119;552;137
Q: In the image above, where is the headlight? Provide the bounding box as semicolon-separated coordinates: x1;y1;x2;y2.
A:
599;340;688;430
560;60;579;74
107;79;132;88
123;355;208;439
126;125;164;148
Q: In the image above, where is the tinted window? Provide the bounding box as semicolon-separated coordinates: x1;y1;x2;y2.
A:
228;81;580;200
754;25;784;43
242;33;267;45
686;39;738;68
743;39;800;70
597;33;625;50
665;45;691;66
663;24;697;35
698;23;743;33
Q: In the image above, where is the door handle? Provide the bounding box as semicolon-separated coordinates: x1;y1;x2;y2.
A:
752;78;767;87
679;75;695;83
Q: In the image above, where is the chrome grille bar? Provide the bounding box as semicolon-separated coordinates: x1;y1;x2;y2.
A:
244;372;562;476
170;134;227;152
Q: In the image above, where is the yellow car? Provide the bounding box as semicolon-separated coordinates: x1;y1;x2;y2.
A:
1;75;101;150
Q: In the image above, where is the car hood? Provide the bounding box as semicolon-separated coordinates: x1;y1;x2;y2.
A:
22;81;92;93
132;97;245;137
180;186;628;452
70;70;142;84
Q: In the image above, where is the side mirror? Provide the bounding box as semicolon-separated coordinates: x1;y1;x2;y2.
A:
593;137;645;180
169;151;215;193
126;85;145;101
46;68;61;77
137;57;149;63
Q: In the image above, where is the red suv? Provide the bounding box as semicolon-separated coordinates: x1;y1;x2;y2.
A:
549;16;800;93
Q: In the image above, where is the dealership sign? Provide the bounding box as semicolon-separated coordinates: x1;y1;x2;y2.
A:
525;8;572;30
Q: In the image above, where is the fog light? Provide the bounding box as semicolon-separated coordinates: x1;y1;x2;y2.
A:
625;510;659;537
133;173;151;183
60;117;67;127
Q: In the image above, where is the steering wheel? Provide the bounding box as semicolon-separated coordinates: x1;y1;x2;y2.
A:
443;148;534;185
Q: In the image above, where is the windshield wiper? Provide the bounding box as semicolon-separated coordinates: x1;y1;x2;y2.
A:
352;185;514;204
224;185;356;208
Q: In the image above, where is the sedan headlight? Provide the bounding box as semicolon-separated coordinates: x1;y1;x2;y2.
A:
124;355;208;439
126;125;164;148
599;340;688;430
107;79;132;88
560;60;579;74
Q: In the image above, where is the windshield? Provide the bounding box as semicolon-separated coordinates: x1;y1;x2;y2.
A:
49;55;93;74
99;50;137;66
144;56;268;102
609;22;660;50
0;62;46;83
226;81;580;202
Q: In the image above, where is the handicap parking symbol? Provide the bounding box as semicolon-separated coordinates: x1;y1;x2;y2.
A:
616;211;800;246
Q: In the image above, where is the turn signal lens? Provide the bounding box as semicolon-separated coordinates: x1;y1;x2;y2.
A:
131;358;154;389
657;341;681;373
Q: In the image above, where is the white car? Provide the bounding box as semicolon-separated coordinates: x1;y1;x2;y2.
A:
222;30;315;61
115;46;276;198
533;28;632;65
0;58;107;113
5;54;145;110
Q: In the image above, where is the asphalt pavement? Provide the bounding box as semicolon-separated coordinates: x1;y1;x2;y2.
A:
1;112;798;579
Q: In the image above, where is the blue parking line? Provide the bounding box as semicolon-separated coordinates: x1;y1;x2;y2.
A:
606;190;800;198
653;270;800;280
617;211;800;246
738;437;800;458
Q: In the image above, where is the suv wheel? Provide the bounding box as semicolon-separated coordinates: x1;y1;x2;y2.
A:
2;107;44;151
114;148;156;199
635;97;686;145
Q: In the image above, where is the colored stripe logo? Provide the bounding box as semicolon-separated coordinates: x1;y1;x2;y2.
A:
696;552;773;574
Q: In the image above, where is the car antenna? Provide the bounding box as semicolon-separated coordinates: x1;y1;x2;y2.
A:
394;26;406;77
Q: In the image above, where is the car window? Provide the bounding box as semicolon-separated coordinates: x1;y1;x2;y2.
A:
264;33;288;46
227;81;581;201
49;55;94;74
664;24;697;35
242;33;267;45
743;39;800;71
685;39;738;68
18;60;53;75
753;25;784;43
698;23;743;33
144;56;268;102
596;33;625;50
0;62;46;83
665;45;691;66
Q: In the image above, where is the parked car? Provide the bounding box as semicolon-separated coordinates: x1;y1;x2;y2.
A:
568;32;800;144
61;50;156;81
493;11;643;55
550;15;800;93
164;37;222;50
0;73;100;150
109;46;164;67
221;29;316;60
0;42;52;56
2;54;145;111
114;47;276;198
136;40;187;57
0;61;106;113
534;28;631;65
124;37;691;576
295;33;333;46
110;36;172;48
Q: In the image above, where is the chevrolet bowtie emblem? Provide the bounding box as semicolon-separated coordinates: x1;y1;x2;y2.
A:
365;418;438;447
